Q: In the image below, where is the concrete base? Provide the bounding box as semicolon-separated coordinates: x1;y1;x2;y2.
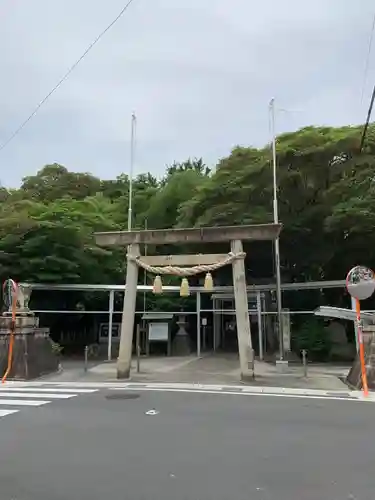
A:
117;368;130;379
172;334;191;356
275;360;289;373
241;372;255;382
0;312;59;380
347;327;375;390
0;332;59;380
0;312;39;334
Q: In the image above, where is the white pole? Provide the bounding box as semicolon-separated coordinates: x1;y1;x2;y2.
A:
257;291;263;361
128;112;136;232
351;296;359;352
196;291;201;357
107;289;114;361
213;298;217;352
143;217;147;312
269;98;284;361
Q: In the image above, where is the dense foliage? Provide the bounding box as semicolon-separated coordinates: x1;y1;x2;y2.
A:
1;124;375;321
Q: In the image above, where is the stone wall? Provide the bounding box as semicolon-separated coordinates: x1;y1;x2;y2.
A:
0;316;59;380
346;325;375;390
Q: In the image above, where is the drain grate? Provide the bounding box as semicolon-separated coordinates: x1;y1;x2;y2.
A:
106;393;140;400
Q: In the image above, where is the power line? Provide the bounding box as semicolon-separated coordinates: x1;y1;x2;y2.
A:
361;12;375;106
359;12;375;153
359;83;375;153
0;0;137;153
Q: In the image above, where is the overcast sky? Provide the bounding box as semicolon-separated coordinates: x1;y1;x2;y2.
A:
0;0;374;187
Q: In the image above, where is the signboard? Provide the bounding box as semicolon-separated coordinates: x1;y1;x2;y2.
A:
201;317;207;326
282;309;291;352
99;323;121;342
248;298;258;310
149;322;169;342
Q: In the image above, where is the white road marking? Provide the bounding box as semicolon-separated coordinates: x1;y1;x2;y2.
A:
144;383;223;391
1;381;373;402
0;392;76;399
109;383;372;401
0;409;19;417
12;381;130;389
0;384;100;420
120;386;370;402
0;399;49;406
0;387;97;393
145;409;159;415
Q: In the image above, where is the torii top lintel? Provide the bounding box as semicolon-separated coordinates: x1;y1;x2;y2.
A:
94;223;282;247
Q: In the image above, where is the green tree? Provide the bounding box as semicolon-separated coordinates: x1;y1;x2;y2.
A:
2;127;375;330
177;125;374;283
21;163;101;202
0;195;123;284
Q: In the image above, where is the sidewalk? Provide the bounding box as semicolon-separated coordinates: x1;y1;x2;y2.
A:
83;354;350;391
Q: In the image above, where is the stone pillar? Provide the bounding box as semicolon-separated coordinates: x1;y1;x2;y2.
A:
117;244;140;379
231;239;252;379
213;298;220;351
172;314;191;356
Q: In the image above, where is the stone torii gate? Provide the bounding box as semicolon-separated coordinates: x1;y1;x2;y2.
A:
94;223;281;380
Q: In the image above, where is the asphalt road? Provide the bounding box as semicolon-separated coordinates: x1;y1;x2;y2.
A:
0;388;374;500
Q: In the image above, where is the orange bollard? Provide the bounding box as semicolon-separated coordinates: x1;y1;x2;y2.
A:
355;298;369;397
2;287;17;384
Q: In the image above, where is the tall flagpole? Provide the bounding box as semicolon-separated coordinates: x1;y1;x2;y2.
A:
128;112;136;232
269;98;284;361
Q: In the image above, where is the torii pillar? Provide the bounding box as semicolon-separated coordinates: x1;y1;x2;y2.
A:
94;224;282;380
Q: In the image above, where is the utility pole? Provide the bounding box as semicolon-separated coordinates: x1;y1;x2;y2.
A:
128;112;136;232
269;98;284;362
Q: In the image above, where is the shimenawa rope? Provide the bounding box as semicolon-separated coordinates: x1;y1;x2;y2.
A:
128;251;246;277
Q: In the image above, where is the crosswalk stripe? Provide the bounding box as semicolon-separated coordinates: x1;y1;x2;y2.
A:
0;387;97;394
0;392;76;399
16;382;129;388
0;399;49;406
0;383;102;420
0;409;19;417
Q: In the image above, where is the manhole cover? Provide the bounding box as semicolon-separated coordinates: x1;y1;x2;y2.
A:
106;393;140;400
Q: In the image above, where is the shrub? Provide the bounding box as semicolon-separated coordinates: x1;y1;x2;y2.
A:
292;317;331;361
